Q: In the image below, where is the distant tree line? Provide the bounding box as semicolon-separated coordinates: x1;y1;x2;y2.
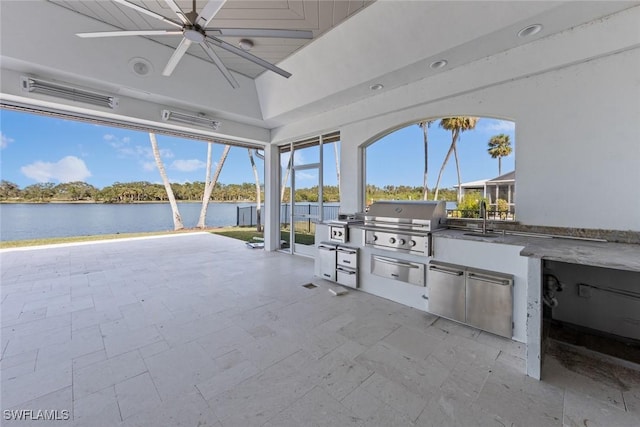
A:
366;184;457;203
0;180;264;203
0;179;458;203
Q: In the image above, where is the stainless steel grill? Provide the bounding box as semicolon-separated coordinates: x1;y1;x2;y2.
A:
363;200;446;254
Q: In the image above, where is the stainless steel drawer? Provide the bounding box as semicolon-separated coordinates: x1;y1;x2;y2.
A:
371;255;425;286
336;267;358;288
337;247;358;268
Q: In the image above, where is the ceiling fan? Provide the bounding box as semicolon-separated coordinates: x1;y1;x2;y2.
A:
76;0;313;88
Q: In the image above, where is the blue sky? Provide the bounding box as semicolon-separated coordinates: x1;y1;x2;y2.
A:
0;109;514;189
367;119;515;189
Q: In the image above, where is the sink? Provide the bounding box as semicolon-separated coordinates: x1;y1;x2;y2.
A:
463;232;501;238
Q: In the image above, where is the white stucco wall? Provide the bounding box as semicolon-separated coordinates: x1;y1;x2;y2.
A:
271;10;640;232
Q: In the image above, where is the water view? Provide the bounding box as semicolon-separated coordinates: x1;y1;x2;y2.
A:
0;202;248;242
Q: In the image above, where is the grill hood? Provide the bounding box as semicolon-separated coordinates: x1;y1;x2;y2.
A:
365;200;446;225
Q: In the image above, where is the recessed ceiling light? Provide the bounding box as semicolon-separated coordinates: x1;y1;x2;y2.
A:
370;83;384;91
238;39;254;51
518;24;543;38
129;57;153;76
430;60;448;69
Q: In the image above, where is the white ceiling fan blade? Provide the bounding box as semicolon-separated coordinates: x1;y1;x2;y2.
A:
163;0;191;25
162;38;192;76
206;36;292;78
113;0;182;28
77;30;182;38
200;42;239;89
214;29;313;39
196;0;227;28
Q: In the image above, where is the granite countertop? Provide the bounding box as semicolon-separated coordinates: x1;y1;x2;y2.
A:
432;228;640;272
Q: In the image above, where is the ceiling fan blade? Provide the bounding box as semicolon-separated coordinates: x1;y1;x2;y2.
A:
195;0;227;28
77;30;182;38
163;0;191;25
206;36;292;78
113;0;182;28
214;28;313;39
200;42;239;89
162;38;192;76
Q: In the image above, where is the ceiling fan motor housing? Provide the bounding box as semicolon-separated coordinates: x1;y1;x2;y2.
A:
184;27;205;43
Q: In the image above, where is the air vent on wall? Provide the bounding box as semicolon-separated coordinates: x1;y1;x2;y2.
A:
20;76;119;109
161;109;220;130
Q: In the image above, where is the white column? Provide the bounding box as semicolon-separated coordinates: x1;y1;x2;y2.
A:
263;144;280;251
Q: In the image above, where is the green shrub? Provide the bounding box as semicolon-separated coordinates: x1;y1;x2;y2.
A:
496;198;509;219
457;193;489;218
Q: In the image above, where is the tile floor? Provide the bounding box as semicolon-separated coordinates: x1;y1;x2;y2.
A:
1;232;639;426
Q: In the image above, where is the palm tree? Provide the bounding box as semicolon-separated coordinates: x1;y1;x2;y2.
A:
281;153;292;203
197;144;230;228
487;133;512;176
333;142;341;200
149;133;183;230
418;120;434;200
433;117;479;202
248;149;262;232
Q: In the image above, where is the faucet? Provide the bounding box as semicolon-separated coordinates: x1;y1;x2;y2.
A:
480;200;487;234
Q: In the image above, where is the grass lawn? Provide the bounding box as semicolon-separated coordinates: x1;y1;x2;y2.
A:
210;227;316;246
0;230;192;249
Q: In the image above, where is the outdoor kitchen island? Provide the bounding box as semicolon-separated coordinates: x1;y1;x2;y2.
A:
314;222;640;380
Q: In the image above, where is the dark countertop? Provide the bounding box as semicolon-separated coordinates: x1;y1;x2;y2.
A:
432;228;640;272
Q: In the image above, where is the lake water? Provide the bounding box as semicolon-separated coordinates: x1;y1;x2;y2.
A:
0;202;251;242
0;200;458;242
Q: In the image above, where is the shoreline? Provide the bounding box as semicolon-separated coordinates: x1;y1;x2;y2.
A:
0;200;258;204
0;226;250;249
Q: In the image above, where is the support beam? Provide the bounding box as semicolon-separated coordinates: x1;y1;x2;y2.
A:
263;144;280;251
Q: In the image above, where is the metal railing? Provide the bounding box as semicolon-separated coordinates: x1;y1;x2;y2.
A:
236;204;340;227
447;208;516;221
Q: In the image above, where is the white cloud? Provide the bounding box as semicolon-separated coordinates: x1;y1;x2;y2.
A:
481;120;515;133
108;135;174;161
1;132;14;149
21;156;91;183
159;148;174;159
170;159;206;172
280;150;308;168
296;171;317;181
142;161;157;171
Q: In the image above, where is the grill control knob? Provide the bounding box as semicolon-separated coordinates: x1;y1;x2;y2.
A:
338;231;343;236
389;237;396;244
373;235;378;241
410;240;417;247
398;239;406;245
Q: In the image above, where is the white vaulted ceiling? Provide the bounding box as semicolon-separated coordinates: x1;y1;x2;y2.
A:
48;0;373;79
1;0;638;142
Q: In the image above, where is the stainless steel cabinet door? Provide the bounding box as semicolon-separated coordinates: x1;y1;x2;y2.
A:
427;262;465;322
465;270;513;338
318;244;337;281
